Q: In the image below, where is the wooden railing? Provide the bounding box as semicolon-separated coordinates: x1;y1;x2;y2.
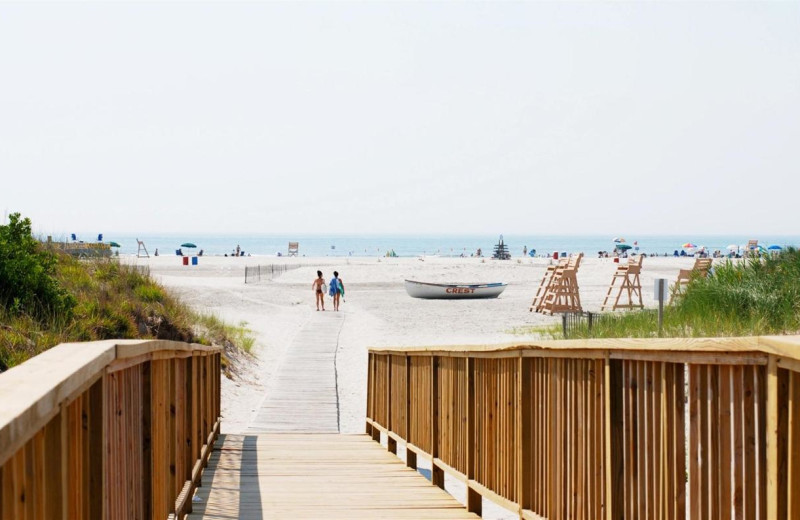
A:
367;336;800;519
0;339;221;520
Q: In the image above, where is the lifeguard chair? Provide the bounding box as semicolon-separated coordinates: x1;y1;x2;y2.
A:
530;257;568;312
136;238;150;258
534;254;583;315
601;255;644;311
669;257;713;304
288;242;299;257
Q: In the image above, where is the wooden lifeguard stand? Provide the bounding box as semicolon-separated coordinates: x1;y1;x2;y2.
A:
601;255;644;311
669;257;713;304
532;254;583;315
288;242;299;257
136;238;150;258
530;257;568;312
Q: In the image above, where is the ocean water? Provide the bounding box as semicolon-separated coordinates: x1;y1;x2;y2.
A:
64;233;800;258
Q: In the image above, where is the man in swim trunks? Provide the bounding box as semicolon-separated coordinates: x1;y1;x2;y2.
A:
312;270;326;311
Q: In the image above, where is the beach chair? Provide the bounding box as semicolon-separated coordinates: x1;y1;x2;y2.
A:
288;242;299;257
530;257;568;312
669;257;713;304
537;254;583;315
601;255;644;311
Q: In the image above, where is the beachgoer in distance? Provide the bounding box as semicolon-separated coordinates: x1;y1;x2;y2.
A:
312;270;326;311
329;271;345;311
154;248;159;256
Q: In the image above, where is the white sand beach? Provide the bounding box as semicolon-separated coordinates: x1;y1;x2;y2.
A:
126;254;693;433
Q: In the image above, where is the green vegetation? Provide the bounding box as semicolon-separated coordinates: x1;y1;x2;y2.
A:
561;249;800;339
0;213;254;372
0;213;75;320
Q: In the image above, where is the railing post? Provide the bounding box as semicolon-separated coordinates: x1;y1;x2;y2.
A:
767;356;779;519
517;354;531;518
387;356;396;454
142;361;152;519
466;356;482;515
431;355;444;488
406;355;417;470
370;355;380;442
89;375;105;520
606;355;623;520
366;353;373;435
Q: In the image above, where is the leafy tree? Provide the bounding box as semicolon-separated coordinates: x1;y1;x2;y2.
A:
0;213;75;320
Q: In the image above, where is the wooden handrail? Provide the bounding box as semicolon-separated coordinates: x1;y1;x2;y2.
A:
367;335;800;519
0;339;222;519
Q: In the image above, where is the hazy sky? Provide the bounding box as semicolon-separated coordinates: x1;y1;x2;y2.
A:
1;1;798;236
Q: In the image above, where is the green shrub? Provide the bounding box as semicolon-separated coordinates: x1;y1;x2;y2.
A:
0;213;75;320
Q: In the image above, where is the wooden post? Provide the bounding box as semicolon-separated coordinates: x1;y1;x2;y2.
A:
517;355;532;517
43;413;63;519
431;355;444;488
370;355;381;442
387;356;396;455
366;353;373;435
142;361;152;519
606;357;624;520
60;402;68;520
466;357;482;515
406;355;417;470
88;376;105;519
767;356;778;520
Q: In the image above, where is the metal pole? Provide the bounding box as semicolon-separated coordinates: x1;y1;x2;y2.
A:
658;296;664;337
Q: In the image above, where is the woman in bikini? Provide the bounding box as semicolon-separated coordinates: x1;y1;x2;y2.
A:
312;270;326;311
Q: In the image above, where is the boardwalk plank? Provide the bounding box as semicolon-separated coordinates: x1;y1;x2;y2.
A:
189;434;478;519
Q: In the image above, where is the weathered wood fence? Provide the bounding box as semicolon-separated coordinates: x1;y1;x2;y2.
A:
0;339;221;519
367;336;800;519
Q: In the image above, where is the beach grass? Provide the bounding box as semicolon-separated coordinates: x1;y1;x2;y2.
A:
0;251;255;372
561;249;800;339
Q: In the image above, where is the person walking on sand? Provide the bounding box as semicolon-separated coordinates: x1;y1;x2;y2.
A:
312;270;326;311
328;271;345;311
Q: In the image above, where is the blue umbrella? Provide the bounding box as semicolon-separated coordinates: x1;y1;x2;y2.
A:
768;245;783;251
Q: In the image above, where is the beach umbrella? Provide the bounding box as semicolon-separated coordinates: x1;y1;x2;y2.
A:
616;244;633;251
108;241;121;248
682;242;697;249
613;237;625;243
181;242;197;249
726;244;738;251
768;245;783;251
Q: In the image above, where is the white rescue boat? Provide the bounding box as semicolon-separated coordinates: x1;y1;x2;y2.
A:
404;280;507;299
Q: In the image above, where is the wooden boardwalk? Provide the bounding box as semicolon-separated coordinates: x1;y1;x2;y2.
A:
248;311;343;433
189;313;475;518
189;434;477;519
